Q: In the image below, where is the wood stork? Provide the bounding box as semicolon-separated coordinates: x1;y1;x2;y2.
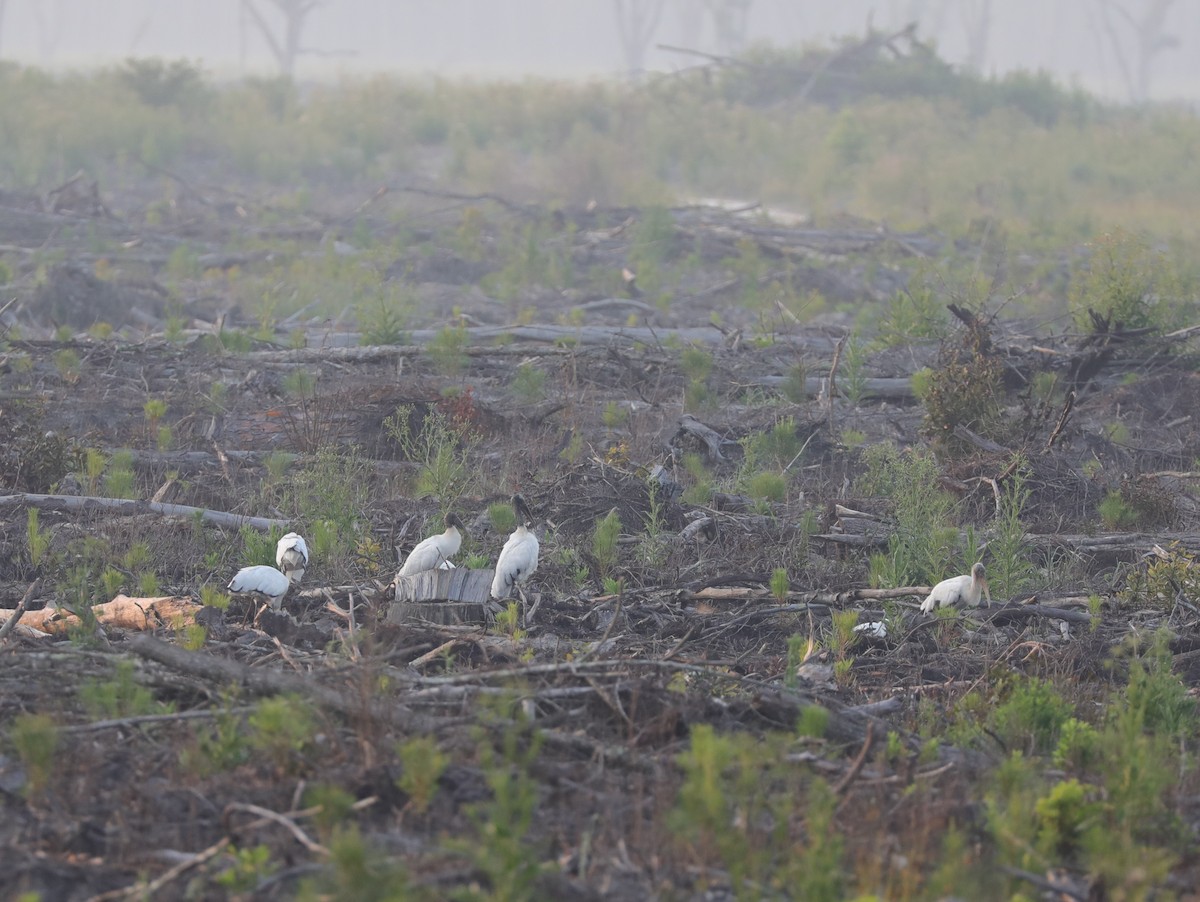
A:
276;532;309;585
491;495;539;601
920;562;991;613
398;513;466;577
228;564;292;612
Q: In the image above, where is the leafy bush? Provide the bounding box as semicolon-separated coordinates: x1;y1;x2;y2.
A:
919;325;1006;453
385;406;479;511
859;443;957;587
118;58;210;110
992;677;1074;755
249;695;316;775
1068;230;1187;334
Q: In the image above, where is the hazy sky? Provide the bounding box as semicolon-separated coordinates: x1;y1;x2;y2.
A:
2;1;1197;102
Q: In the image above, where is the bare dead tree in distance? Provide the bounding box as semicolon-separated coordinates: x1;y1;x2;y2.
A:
959;0;992;73
1091;0;1181;103
241;0;320;77
703;0;754;56
614;0;668;78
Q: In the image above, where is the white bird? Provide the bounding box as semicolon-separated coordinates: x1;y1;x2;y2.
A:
228;564;292;612
920;562;991;613
398;513;466;577
491;495;539;600
853;621;888;639
276;532;309;585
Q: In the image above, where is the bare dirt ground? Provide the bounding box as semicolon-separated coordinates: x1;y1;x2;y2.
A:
1;183;1199;899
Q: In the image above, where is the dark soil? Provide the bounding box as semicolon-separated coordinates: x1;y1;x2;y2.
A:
1;186;1199;900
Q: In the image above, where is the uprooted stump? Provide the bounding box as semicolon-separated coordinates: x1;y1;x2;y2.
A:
390;568;498;625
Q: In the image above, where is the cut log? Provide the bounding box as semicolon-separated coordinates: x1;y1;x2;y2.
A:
0;595;200;635
390;569;498;626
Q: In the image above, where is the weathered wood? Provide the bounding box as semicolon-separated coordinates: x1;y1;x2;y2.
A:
125;634;435;732
390;569;497;625
250;324;839;353
0;594;200;635
0;493;291;532
0;579;40;643
758;375;916;400
674;414;738;462
982;602;1093;625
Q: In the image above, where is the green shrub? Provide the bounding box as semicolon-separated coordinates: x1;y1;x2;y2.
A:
80;659;165;719
1098;490;1137;530
1052;717;1102;772
746;470;787;503
248;695;316;775
510;363;545;404
1068;230;1184;334
385;406;478;511
9;713;58;797
992;677;1074;755
397;736;449;815
743;417;804;470
592;509;621;579
488;501;516;535
859;443;957;587
428;322;468;376
920;333;1005;452
988;460;1036;598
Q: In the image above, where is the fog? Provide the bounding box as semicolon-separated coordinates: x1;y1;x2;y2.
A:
1;0;1198;103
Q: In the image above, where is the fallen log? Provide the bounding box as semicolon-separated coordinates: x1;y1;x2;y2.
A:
757;375;916;401
0;493;291;532
981;602;1093;625
249;324;839;355
0;594;201;635
125;634;434;732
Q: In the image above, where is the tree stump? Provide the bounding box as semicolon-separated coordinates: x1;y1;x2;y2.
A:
389;569;497;626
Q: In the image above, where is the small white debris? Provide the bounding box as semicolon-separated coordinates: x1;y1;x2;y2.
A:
853;621;888;639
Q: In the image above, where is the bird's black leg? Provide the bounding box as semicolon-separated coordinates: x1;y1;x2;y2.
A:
516;585;528;628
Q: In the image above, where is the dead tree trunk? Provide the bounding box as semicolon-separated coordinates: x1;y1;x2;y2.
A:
242;0;319;77
1091;0;1180;103
614;0;668;78
959;0;992;73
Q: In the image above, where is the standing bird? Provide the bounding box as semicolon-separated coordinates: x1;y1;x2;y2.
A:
398;513;466;577
491;495;539;601
920;562;991;613
276;532;309;585
228;564;293;613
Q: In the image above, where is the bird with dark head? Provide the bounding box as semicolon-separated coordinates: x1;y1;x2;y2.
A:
491;495;539;601
276;532;309;585
920;562;990;613
398;512;466;577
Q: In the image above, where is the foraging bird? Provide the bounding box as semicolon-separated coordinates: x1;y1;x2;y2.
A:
920;563;991;613
491;495;539;600
275;532;309;585
228;564;292;612
398;513;466;577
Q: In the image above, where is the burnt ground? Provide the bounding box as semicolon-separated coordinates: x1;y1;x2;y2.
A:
1;187;1200;900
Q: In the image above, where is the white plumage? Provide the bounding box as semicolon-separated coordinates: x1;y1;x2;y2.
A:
398;513;466;577
920;562;991;613
228;564;292;611
276;532;309;584
491;495;539;600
